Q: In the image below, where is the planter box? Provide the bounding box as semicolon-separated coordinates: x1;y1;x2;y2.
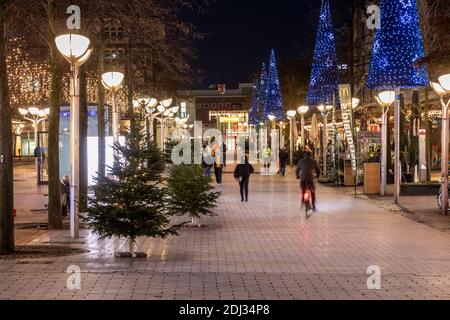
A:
364;163;380;195
401;183;440;196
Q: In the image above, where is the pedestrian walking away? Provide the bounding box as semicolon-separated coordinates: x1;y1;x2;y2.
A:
279;148;289;177
234;156;255;202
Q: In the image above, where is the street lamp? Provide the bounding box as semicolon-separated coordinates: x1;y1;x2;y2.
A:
140;98;173;146
297;105;310;149
102;71;124;158
18;107;50;149
286;110;297;165
431;75;450;214
352;98;360;110
267;114;282;149
55;33;92;239
18;107;50;183
133;95;158;138
159;104;178;148
375;91;395;197
317;104;334;177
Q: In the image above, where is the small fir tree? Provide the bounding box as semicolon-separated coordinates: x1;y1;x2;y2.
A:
164;138;178;165
84;120;181;255
167;164;221;227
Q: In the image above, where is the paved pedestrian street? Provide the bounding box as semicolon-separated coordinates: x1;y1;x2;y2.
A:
2;171;450;300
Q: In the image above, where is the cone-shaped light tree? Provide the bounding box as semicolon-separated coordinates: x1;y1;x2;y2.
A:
259;63;268;116
306;0;339;106
366;0;428;205
263;50;285;121
367;0;428;89
248;77;261;126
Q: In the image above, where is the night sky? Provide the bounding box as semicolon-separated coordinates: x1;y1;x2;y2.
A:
190;0;351;88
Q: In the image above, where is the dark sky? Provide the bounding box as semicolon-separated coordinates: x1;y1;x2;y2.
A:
190;0;351;88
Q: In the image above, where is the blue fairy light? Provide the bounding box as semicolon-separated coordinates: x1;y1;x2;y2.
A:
306;0;339;107
263;49;285;121
367;0;428;89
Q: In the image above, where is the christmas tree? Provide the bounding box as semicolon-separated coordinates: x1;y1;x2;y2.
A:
84;119;182;256
167;164;221;227
164;138;178;165
263;50;285;121
306;0;339;106
248;77;260;126
259;63;268;118
367;0;428;89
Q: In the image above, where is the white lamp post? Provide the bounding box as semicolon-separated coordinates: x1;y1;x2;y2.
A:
375;91;395;196
133;96;158;138
159;105;178;148
267;114;282;149
55;33;92;239
287;110;297;165
297;105;310;149
140;98;173;147
19;107;50;183
431;75;450;214
317;104;334;177
102;71;124;158
18;107;50;150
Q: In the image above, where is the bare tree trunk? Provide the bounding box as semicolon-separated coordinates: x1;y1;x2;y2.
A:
97;41;106;178
79;66;88;211
0;11;15;254
126;39;135;131
47;0;62;229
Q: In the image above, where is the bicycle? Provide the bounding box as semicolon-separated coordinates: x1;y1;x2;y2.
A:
302;189;313;219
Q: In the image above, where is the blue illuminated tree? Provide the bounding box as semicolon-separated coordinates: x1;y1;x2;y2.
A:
306;0;339;106
248;77;260;125
264;50;285;121
259;63;268;111
367;0;428;89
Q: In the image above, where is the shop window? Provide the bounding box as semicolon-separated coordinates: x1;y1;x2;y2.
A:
181;102;187;118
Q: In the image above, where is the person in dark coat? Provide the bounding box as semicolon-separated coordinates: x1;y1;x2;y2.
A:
234;156;255;202
296;151;320;210
279;148;289;177
222;142;227;167
60;175;70;217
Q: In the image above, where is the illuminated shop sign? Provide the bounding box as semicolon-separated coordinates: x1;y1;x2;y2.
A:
339;84;357;175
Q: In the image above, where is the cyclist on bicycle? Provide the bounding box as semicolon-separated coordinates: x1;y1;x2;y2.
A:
296;151;320;211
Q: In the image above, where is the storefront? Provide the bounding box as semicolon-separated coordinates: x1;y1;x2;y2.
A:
209;110;249;154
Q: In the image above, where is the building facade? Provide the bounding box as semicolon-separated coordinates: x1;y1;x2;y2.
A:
178;83;253;152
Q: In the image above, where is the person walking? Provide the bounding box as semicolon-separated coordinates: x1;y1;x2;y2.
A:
60;175;70;218
211;138;223;185
202;142;214;178
222;142;227;167
234;156;255;202
262;145;272;174
279;148;289;177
